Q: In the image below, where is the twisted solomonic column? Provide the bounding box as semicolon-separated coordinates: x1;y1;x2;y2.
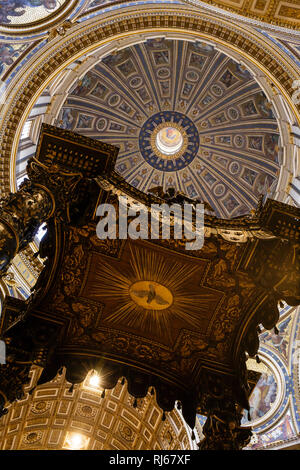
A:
0;157;83;273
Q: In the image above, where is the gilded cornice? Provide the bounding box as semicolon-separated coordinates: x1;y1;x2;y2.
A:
184;0;300;31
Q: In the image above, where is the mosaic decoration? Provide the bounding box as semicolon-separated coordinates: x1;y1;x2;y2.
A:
260;316;292;360
243;308;300;449
0;0;67;25
247;410;297;449
241;364;278;424
53;39;280;218
0;42;28;78
197;306;300;449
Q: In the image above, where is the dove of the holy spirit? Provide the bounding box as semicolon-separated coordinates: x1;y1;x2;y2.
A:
96;196;204;250
129;281;173;310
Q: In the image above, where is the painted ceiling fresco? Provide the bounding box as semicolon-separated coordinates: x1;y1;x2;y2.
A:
56;38;280;219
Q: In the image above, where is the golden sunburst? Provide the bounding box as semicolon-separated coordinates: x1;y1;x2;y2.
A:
88;243;217;344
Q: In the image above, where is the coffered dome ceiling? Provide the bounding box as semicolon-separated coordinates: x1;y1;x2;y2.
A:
0;367;196;450
56;38;280;218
